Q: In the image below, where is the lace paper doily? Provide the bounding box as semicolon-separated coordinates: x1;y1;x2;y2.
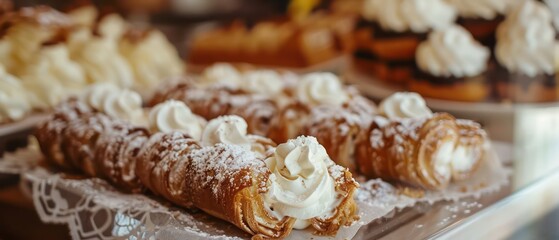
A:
17;145;510;240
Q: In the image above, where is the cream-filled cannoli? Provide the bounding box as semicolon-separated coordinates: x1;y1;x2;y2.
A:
356;113;460;190
136;133;358;239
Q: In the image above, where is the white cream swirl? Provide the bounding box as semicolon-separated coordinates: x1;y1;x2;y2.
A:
241;70;284;96
445;0;513;19
201;115;251;149
199;63;242;89
0;66;31;122
102;89;145;125
148;100;206;139
72;37;134;88
4;23;58;73
379;92;433;119
296;72;349;106
362;0;457;33
21;44;87;95
496;0;555;77
416;25;490;78
120;30;184;91
97;14;127;41
82;83;121;110
23;79;67;110
264;136;338;229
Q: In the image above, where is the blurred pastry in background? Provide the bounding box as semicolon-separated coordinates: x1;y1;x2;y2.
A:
0;6;73;75
295;12;357;52
68;14;134;88
0;4;185;124
445;0;516;47
20;43;87;109
329;0;363;15
410;24;491;102
0;0;12;14
0;6;89;111
67;4;98;27
0;64;30;123
188;16;349;68
353;0;457;83
495;0;557;102
120;28;184;98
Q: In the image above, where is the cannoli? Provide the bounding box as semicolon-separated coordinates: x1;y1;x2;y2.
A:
94;123;149;193
136;132;358;239
301;95;376;172
35;98;93;169
356;113;462;190
60;112;115;176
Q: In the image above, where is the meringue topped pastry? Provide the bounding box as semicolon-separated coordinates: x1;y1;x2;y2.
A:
354;0;457;83
495;0;557;102
410;24;491;102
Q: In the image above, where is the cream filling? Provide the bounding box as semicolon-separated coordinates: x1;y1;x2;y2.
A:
433;141;455;181
451;145;477;172
262;136;339;229
379;92;433;119
148;100;205;139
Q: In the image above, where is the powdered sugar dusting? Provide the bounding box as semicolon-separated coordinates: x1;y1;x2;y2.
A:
187;143;267;198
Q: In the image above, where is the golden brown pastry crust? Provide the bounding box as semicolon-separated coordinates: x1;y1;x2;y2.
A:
267;102;311;144
35;98;93;170
150;81;278;136
95;124;149;193
35;99;151;193
136;132;296;238
356;113;461;190
188;20;342;68
409;76;490;102
302;95;377;172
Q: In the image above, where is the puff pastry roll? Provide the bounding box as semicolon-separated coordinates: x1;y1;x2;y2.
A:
35;98;93;169
137;132;359;239
356;113;465;190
